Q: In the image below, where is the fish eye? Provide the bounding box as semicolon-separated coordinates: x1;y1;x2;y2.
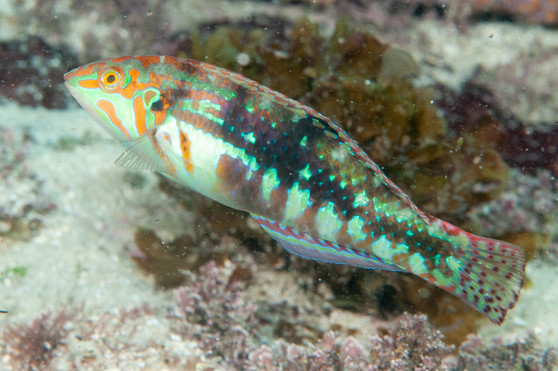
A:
98;68;122;92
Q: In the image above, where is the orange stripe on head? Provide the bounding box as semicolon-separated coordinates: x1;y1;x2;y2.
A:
154;110;168;126
113;68;141;100
129;68;140;81
133;96;147;136
96;99;130;140
73;62;97;77
77;79;100;89
137;56;161;68
112;56;135;63
179;131;194;173
118;68;158;101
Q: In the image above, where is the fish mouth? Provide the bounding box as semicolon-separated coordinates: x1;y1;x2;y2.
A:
63;68;89;105
63;78;78;101
63;68;77;83
63;70;90;115
63;70;77;95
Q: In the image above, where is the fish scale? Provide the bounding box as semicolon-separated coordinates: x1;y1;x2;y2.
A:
64;55;525;325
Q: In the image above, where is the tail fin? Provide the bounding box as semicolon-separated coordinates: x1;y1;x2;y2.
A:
430;220;526;325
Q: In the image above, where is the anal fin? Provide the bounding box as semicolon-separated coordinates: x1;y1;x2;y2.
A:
252;215;402;272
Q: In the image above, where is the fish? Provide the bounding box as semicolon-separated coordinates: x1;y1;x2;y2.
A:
64;55;525;325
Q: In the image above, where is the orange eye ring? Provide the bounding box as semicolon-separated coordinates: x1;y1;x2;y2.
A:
98;67;123;92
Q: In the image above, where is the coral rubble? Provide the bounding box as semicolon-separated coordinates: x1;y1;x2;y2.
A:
2;262;555;369
0;37;76;108
0;127;55;242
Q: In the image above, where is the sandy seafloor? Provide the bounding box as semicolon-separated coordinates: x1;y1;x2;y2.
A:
2;103;557;369
1;3;558;369
0;104;393;368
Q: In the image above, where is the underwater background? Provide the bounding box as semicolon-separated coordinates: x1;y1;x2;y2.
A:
0;0;557;369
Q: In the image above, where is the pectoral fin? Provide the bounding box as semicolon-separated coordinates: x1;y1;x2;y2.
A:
114;125;184;175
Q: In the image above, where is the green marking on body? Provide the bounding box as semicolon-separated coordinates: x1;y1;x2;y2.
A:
341;143;353;155
204;128;260;175
409;252;428;275
243;132;256;144
395;208;415;224
324;131;337;138
312;118;325;129
371;235;408;261
445;256;461;273
353;190;370;208
180;99;224;126
300;136;308;147
134;61;151;84
339;179;348;189
330;146;348;163
245;100;255;113
284;182;311;222
372;199;401;219
384;204;394;218
193;69;236;101
261;168;280;203
347;216;367;241
316;202;343;241
199;99;221;112
299;164;312;181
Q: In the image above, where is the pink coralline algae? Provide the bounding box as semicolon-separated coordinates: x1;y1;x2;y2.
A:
2;309;74;370
1;261;556;369
246;313;454;370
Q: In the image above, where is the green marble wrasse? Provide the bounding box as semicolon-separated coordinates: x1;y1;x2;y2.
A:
64;56;525;325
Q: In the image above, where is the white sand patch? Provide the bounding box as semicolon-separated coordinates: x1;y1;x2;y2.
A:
0;104;194;326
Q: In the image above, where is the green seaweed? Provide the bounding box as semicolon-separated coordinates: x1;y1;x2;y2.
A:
0;266;28;283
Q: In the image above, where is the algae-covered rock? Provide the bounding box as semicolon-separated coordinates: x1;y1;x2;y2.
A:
167;16;521;343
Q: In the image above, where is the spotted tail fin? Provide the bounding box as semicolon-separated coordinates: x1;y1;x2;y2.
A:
431;220;526;325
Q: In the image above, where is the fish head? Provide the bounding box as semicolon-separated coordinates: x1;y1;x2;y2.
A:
64;56;171;141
